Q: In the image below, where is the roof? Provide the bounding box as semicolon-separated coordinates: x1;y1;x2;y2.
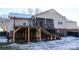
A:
8;13;32;19
34;9;65;18
65;20;77;23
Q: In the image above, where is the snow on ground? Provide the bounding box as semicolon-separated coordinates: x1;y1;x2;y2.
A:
0;36;8;43
8;36;79;50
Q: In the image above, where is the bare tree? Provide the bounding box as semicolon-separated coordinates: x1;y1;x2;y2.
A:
0;16;8;32
28;8;33;15
35;8;40;15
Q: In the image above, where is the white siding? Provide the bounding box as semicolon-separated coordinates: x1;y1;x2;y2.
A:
65;21;77;29
7;9;78;32
35;9;78;29
54;19;78;29
36;9;65;20
54;19;66;29
7;19;14;32
7;19;33;32
15;20;32;26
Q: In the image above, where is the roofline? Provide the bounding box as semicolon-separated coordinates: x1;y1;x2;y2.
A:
34;9;65;18
9;17;32;20
65;20;77;23
34;9;53;16
8;15;32;20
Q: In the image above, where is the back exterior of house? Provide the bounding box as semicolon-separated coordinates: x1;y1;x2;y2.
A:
33;9;78;37
7;9;79;43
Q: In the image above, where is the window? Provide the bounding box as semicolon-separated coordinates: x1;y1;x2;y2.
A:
58;21;63;25
23;22;26;26
58;22;61;24
61;22;63;24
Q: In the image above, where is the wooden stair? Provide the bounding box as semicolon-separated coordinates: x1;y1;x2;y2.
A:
36;26;57;40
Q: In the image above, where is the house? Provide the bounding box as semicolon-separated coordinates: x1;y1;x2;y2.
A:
7;9;78;43
34;9;78;37
65;20;78;36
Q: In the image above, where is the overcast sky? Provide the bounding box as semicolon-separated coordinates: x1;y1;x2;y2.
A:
0;0;79;26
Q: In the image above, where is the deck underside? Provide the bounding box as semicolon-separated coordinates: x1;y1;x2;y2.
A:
9;26;79;43
11;26;57;43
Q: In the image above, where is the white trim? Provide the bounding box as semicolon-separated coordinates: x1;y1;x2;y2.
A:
45;18;46;24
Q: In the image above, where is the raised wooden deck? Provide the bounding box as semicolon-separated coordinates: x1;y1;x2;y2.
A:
12;26;57;43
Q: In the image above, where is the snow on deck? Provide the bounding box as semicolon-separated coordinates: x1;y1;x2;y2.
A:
9;36;79;50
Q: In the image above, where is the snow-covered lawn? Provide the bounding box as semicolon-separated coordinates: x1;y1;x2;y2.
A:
0;36;79;50
0;36;8;43
8;36;79;50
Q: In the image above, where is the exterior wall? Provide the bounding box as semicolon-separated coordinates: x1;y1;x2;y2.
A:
15;19;32;26
54;20;78;36
34;9;78;37
53;19;66;29
7;18;33;32
56;29;67;37
7;19;14;32
35;9;68;29
56;29;79;37
53;19;78;29
65;21;77;29
35;9;78;30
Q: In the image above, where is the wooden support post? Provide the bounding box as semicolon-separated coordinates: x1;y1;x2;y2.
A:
50;35;52;40
25;30;27;41
28;27;30;43
47;36;50;40
13;28;15;43
36;27;41;41
39;27;41;41
15;27;20;32
54;35;56;40
36;30;38;41
13;27;21;43
13;16;15;43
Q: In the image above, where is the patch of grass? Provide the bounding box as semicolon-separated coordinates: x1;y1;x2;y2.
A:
0;43;15;50
0;45;13;50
